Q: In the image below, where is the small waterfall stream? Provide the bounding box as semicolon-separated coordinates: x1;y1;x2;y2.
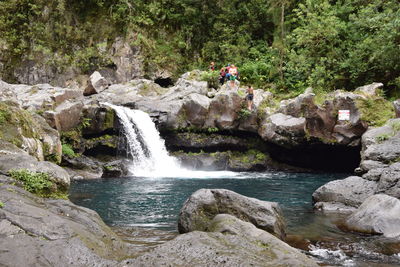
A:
105;103;236;178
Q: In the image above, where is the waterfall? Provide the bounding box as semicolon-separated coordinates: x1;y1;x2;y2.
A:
105;103;237;178
105;103;181;177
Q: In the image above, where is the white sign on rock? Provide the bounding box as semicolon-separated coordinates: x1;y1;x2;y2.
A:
338;110;350;121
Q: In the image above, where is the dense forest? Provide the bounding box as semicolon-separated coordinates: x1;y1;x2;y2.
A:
0;0;399;97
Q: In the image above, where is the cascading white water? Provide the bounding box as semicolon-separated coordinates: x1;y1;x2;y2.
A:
105;103;237;178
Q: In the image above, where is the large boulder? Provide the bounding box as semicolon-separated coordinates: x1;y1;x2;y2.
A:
83;71;110;96
204;91;243;130
122;214;318;267
43;100;84;131
180;93;211;128
178;189;286;239
259;113;306;148
0;175;134;266
313;176;377;212
344;194;400;238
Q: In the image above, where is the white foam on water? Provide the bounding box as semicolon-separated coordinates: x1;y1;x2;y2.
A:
309;245;351;265
104;103;238;178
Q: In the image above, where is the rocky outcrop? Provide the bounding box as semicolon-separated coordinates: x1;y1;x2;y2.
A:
0;174;134;266
313;119;400;212
0;141;70;188
344;194;400;238
0;101;62;162
178;188;286;239
122;214;318;267
313;176;377;212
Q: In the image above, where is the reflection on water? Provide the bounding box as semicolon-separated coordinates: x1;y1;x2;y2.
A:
69;171;400;266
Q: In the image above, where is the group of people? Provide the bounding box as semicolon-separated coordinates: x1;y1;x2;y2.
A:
209;62;254;111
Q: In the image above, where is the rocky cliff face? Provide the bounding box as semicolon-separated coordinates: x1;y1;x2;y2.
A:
2;70;393;173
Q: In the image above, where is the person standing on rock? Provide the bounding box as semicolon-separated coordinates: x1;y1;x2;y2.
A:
229;64;238;88
219;66;226;85
246;85;254;111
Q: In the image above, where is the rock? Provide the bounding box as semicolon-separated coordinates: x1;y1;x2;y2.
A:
122;214;318;267
345;194;400;238
164;132;254;152
0;152;70;188
61;155;103;180
81;105;116;135
108;36;144;83
178;188;286;239
84;71;109;96
355;82;383;96
259;113;306;148
0;175;134;266
2;82;82;112
394;99;400;118
204;91;243;130
43;100;84;131
313;176;378;211
102;159;130;178
180;93;211;128
376;162;400;198
0;101;62;162
362;128;400;165
174;151;230;171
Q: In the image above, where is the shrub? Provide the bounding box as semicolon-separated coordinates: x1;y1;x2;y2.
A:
8;169;66;199
237;108;252;120
62;143;76;158
200;70;220;89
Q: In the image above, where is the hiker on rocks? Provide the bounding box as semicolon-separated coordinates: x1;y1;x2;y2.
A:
219;66;226;85
246;85;254;111
228;64;238;88
209;61;215;71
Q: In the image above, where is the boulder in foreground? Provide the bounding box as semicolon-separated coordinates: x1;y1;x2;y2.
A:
178;188;286;239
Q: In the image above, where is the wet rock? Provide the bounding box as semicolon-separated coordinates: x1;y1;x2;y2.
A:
345;194;400;238
178;188;286;239
174;151;229;171
81;105;116;135
122;214;318;267
61;155;103;180
313;176;377;211
0;175;134;266
102;159;130;178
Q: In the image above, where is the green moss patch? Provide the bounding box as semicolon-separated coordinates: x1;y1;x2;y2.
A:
356;96;394;127
8;169;67;199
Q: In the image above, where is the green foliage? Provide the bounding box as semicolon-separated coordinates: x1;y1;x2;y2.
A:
8;169;66;199
237;108;252;120
375;133;392;143
390;121;400;132
0;201;4;208
62;143;76;158
356;96;394;127
200;70;220;89
207;127;219;133
0;0;399;98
